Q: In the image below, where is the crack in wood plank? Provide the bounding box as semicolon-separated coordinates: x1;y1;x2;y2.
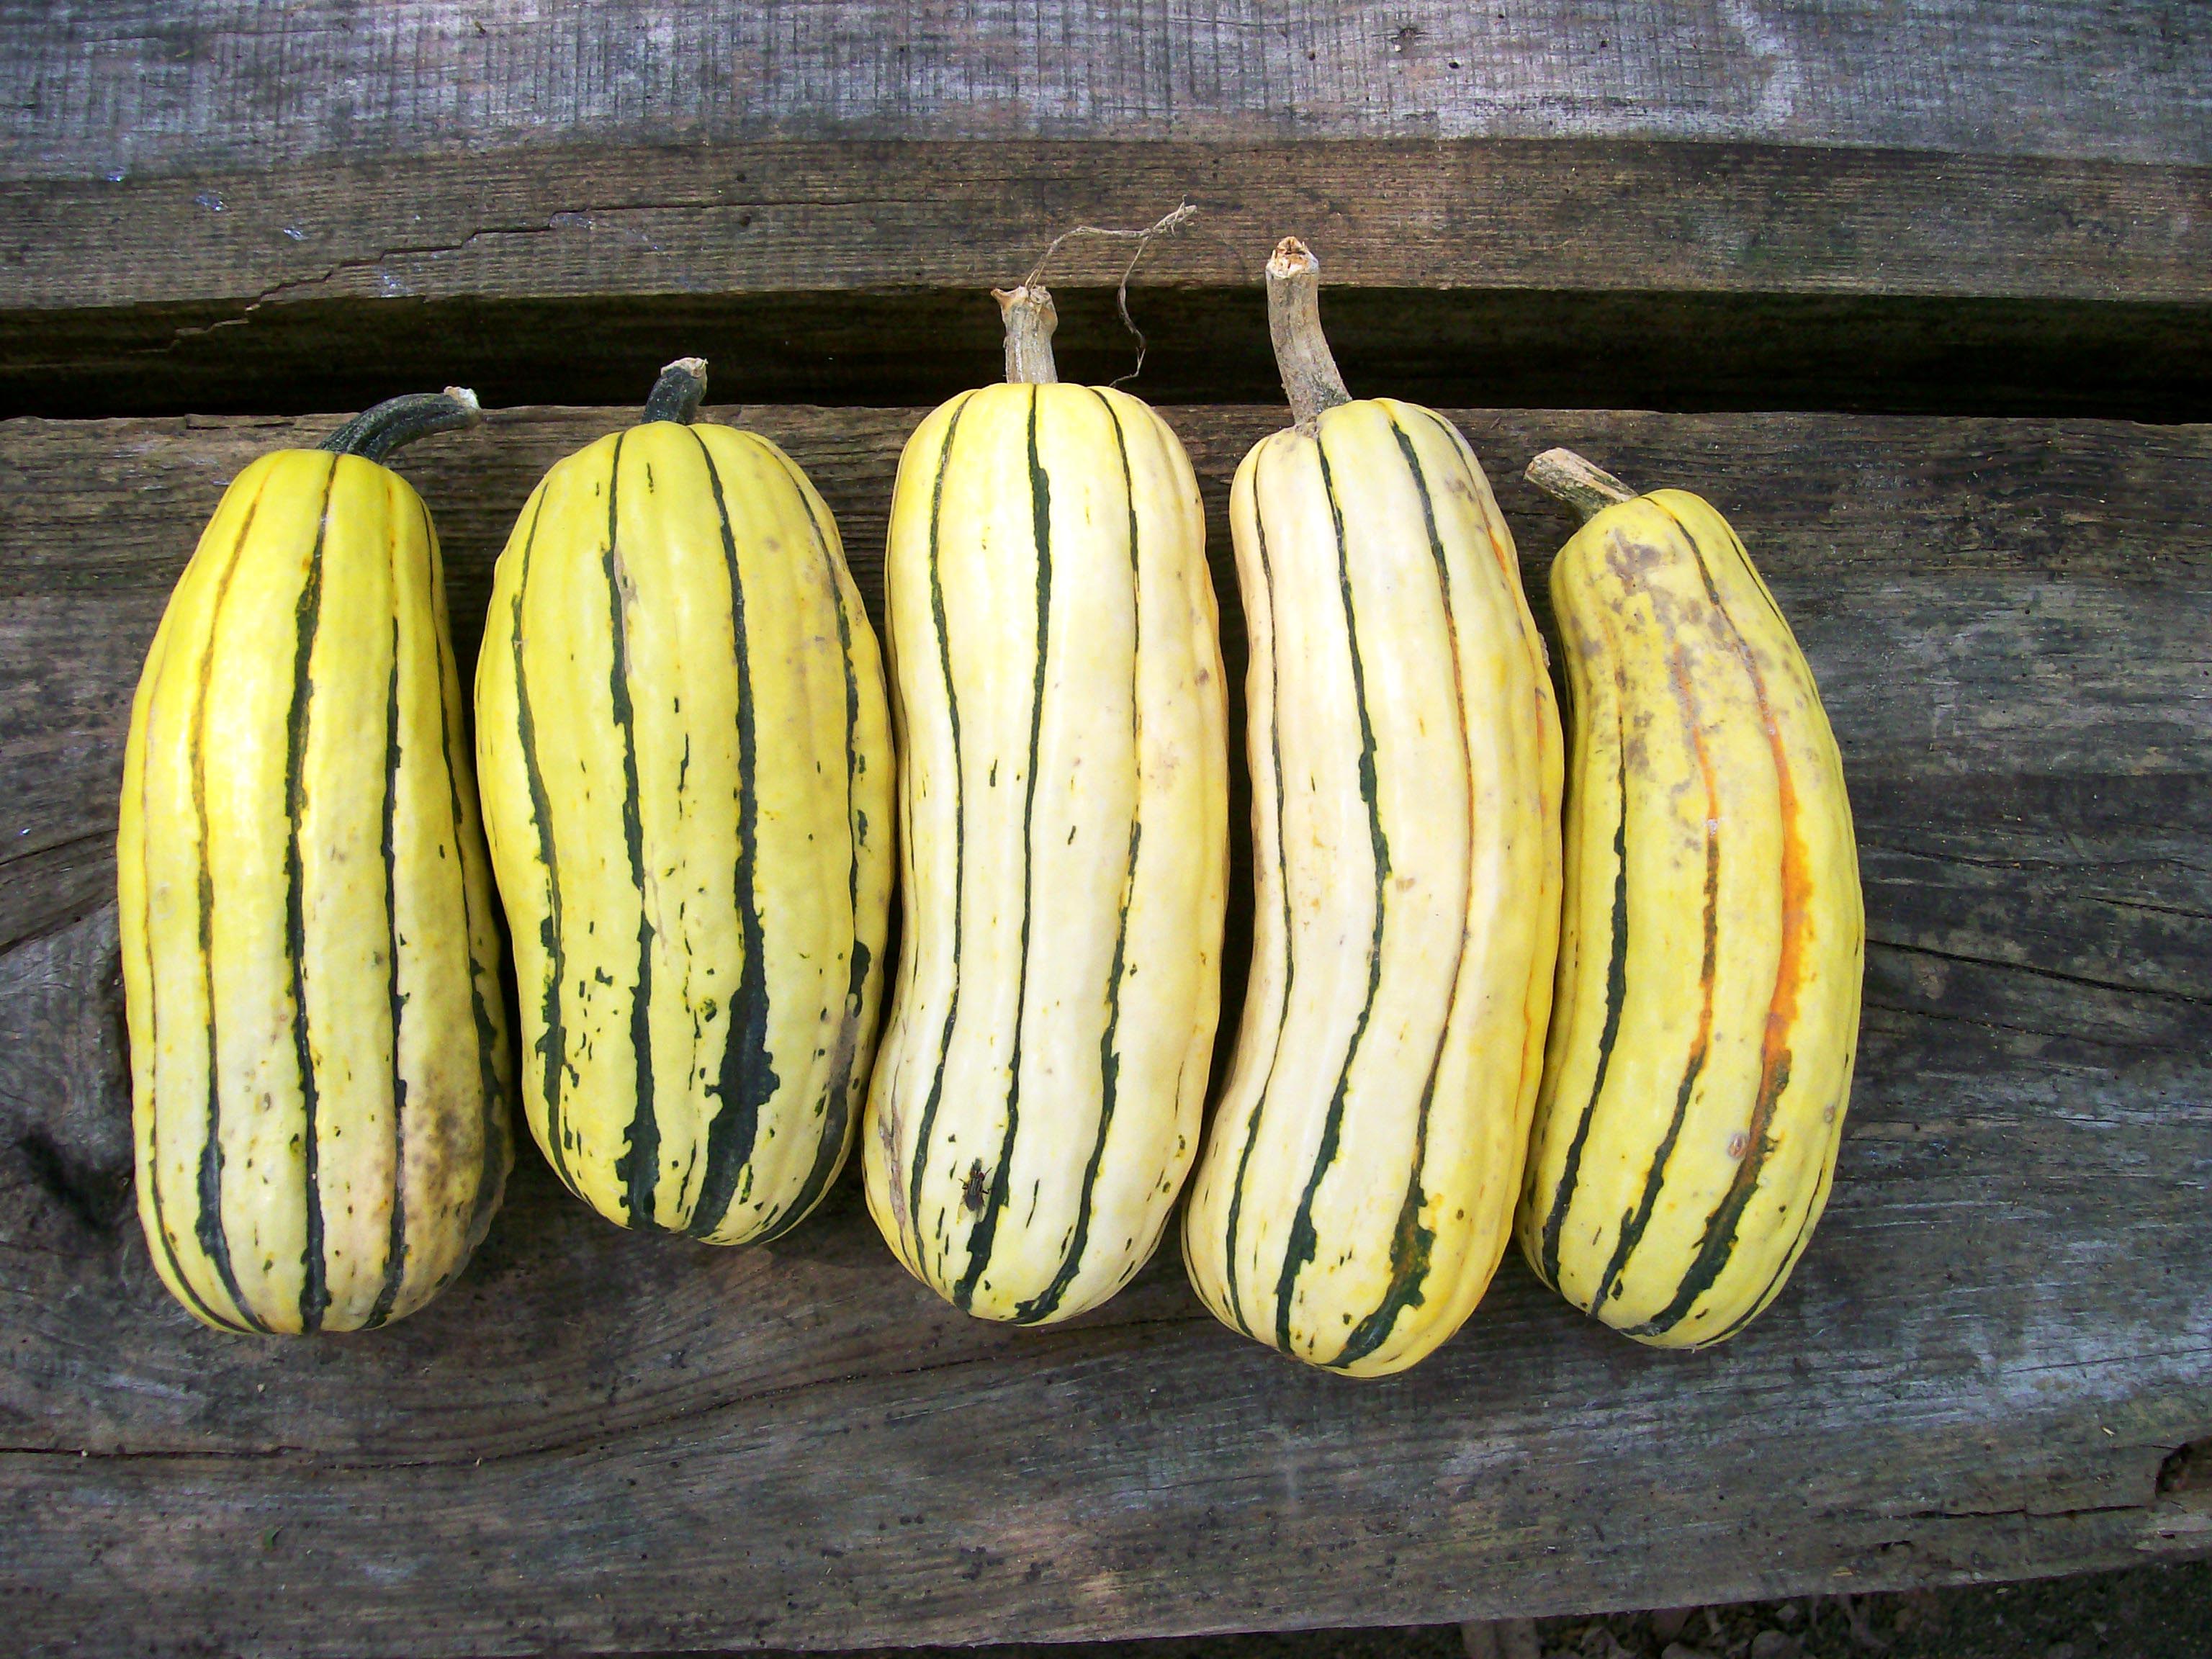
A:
1867;938;2212;1007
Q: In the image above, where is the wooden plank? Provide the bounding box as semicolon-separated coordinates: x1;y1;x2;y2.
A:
4;1;2205;177
6;138;2208;421
10;140;2208;318
20;140;2208;314
1;403;2207;1655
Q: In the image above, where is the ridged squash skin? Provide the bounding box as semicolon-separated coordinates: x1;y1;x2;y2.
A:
863;382;1230;1323
475;418;893;1242
1181;398;1563;1377
1518;484;1862;1348
120;448;513;1333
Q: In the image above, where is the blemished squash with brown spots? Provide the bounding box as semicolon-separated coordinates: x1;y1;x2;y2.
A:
1516;446;1863;1348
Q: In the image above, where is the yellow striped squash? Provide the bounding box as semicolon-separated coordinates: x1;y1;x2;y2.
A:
1181;240;1565;1377
120;389;513;1334
474;361;893;1243
862;286;1230;1323
1516;448;1863;1348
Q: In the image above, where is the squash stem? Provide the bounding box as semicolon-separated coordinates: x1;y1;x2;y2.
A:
993;284;1060;385
644;357;709;424
1265;238;1352;431
319;387;482;463
323;389;482;464
1526;448;1639;522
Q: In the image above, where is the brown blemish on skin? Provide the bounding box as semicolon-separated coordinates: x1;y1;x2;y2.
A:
876;1101;911;1238
1653;499;1812;1305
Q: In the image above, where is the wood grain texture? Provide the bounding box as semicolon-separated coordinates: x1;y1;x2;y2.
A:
9;139;2207;315
1;404;2207;1655
7;138;2208;421
3;1;2206;179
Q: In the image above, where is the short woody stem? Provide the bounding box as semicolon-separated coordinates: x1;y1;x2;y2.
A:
643;357;709;423
319;387;482;463
1265;238;1351;430
993;285;1060;385
1525;448;1639;523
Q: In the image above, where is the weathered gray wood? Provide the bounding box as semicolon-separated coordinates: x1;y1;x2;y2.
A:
8;4;2201;421
9;140;2207;315
6;138;2209;421
0;404;2207;1655
4;1;2206;177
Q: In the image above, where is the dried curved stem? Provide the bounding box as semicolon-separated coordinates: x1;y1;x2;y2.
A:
1525;449;1639;523
318;387;482;462
1264;238;1351;430
1015;202;1197;386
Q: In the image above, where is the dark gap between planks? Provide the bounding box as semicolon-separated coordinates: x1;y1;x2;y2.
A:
4;287;2209;423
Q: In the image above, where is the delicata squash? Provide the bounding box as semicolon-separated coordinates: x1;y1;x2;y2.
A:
475;361;894;1243
1181;240;1565;1376
1516;448;1863;1347
120;388;513;1333
863;284;1230;1323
